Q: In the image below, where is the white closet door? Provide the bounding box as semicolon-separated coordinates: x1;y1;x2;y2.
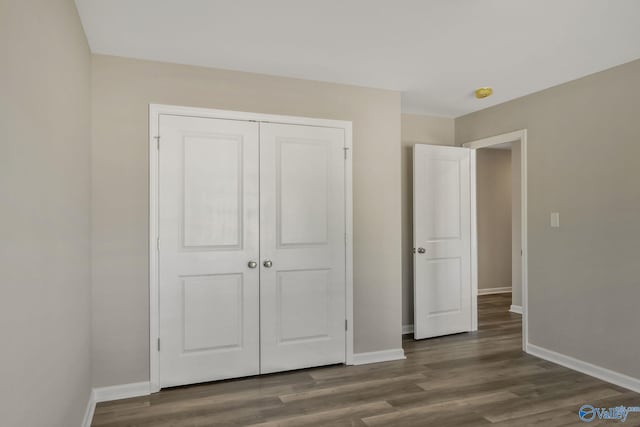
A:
259;123;346;374
158;115;260;387
413;144;472;339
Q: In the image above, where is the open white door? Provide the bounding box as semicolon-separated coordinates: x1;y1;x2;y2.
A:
413;144;473;339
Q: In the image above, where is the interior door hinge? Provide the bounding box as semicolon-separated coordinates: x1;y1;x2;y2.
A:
154;136;160;150
343;147;349;160
157;237;160;251
345;319;348;331
157;338;160;352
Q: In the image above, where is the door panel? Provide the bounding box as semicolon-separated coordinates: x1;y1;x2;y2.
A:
159;115;260;387
413;144;472;339
278;140;329;245
260;123;346;374
277;269;330;342
182;274;243;351
182;136;243;248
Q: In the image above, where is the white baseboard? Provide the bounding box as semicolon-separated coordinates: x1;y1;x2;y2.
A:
81;389;96;427
402;324;414;334
82;382;151;426
478;286;512;295
353;348;406;365
93;381;151;403
509;305;523;314
526;343;640;393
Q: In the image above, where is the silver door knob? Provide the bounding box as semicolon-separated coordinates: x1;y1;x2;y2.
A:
248;261;257;269
417;247;426;254
263;260;273;268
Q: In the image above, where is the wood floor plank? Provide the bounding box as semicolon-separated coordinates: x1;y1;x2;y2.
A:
361;390;518;426
246;401;395;427
278;373;426;403
483;387;622;423
257;382;424;422
91;294;640;426
477;410;579;427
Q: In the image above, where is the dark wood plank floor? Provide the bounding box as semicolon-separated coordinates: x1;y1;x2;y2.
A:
92;294;640;426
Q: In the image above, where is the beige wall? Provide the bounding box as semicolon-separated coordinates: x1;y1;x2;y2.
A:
92;54;403;387
476;149;512;290
0;0;92;425
456;58;640;379
400;114;455;326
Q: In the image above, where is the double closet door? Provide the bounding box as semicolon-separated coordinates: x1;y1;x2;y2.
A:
158;114;346;388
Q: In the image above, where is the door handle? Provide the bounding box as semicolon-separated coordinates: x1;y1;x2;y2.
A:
248;261;257;269
263;260;273;268
417;247;426;254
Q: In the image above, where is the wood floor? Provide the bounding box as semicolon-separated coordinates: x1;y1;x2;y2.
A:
92;294;640;426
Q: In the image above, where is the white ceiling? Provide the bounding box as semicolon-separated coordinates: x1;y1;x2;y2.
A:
75;0;640;117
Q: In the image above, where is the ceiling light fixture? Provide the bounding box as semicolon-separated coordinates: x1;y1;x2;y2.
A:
475;87;493;99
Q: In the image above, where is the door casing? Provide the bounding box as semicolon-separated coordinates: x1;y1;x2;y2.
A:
149;104;354;393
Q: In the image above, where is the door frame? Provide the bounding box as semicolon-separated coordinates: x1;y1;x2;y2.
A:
148;104;354;392
462;130;528;350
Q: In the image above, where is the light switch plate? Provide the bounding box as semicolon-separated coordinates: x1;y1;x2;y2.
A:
550;212;560;228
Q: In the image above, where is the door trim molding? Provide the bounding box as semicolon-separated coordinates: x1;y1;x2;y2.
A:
463;129;528;351
149;104;354;392
469;148;478;331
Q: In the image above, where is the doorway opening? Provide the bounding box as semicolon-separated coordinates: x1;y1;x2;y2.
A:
410;131;527;349
464;130;528;349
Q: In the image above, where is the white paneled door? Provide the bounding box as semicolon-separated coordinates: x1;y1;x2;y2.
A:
158;114;346;387
159;115;260;387
413;144;472;340
259;123;346;373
